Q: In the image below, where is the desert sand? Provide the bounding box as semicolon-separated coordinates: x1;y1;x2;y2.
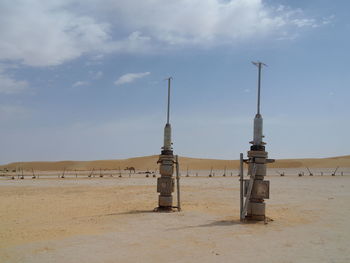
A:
1;166;350;263
1;154;350;171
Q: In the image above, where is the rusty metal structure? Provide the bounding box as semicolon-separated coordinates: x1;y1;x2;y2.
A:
240;62;274;221
155;77;180;211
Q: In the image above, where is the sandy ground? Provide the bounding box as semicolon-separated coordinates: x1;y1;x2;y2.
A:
1;172;349;263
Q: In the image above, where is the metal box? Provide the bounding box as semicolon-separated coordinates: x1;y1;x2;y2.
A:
159;163;174;176
244;179;270;199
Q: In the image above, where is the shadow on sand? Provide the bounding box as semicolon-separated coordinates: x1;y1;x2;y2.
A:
168;219;242;231
168;218;271;231
103;210;155;216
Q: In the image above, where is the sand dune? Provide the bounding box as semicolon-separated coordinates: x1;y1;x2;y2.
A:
1;154;350;171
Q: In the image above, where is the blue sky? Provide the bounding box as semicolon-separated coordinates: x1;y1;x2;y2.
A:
0;0;349;164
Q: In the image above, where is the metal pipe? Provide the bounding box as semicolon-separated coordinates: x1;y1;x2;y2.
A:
167;77;172;124
257;63;261;115
175;155;181;211
252;61;267;115
239;153;244;221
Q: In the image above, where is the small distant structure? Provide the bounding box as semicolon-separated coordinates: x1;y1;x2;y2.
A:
223;166;226;177
21;168;24;180
61;168;66;178
124;167;136;173
276;170;285;177
331;166;339;176
306;167;313;176
209;167;213;177
88;168;94;178
145;169;151;178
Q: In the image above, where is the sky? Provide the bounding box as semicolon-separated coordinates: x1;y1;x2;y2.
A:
0;0;349;164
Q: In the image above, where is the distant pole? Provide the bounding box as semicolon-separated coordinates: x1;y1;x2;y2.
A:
239;153;244;221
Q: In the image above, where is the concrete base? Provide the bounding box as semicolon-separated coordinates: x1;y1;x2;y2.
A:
158;195;173;207
153;206;176;212
247;202;265;221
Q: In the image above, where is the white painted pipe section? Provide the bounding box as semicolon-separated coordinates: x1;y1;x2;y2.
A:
253;113;263;145
163;123;172;150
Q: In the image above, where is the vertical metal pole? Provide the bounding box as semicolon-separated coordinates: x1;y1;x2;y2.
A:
257;63;261;115
175;155;181;211
239;153;244;221
167;77;171;124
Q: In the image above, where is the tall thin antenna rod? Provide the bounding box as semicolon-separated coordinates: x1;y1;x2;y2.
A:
252;62;267;115
166;77;172;124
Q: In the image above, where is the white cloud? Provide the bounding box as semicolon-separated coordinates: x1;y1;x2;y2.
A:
0;73;28;94
291;18;317;28
95;0;323;46
0;1;111;67
114;72;150;86
0;0;325;68
72;81;89;87
94;71;103;79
